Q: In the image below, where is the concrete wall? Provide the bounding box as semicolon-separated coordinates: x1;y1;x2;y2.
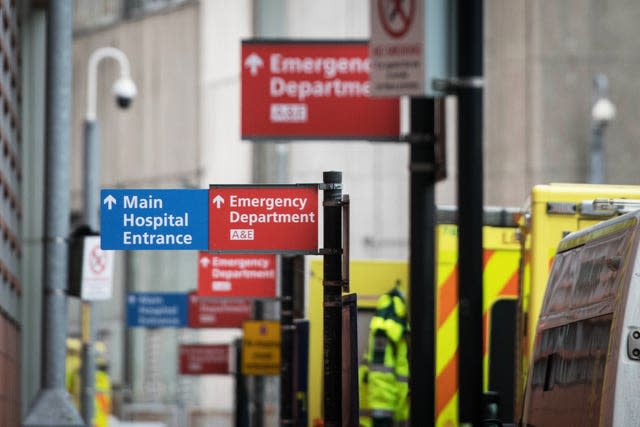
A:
71;4;201;203
484;1;640;206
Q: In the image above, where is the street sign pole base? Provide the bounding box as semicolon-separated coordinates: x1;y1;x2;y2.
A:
23;388;84;427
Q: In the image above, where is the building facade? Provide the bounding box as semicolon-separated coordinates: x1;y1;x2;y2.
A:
12;0;640;425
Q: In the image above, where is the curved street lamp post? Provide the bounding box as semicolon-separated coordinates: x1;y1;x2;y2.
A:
81;47;136;426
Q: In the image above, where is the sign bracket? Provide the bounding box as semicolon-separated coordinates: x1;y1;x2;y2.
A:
318;183;343;191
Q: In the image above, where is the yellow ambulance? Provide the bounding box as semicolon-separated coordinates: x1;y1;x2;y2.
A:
307;206;522;427
515;183;640;420
521;203;640;426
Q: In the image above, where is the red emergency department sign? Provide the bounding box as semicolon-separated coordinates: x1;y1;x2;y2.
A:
179;344;230;375
241;40;400;140
196;253;277;298
188;294;253;328
209;185;318;253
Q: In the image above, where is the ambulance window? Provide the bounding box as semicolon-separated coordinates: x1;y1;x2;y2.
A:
540;249;579;318
572;232;631;310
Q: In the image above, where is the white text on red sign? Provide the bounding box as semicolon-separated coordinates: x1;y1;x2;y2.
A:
208;186;319;252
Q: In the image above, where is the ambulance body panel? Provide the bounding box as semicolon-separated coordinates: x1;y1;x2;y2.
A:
516;183;640;418
522;211;640;426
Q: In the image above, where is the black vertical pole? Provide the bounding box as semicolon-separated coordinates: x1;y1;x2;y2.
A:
457;0;484;425
294;319;310;427
252;300;265;427
323;171;343;427
281;256;295;426
409;98;436;426
235;338;250;427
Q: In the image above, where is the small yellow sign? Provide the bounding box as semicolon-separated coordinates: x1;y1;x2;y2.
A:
241;320;281;376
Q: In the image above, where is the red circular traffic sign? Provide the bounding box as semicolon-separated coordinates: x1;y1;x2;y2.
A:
377;0;416;38
89;245;107;275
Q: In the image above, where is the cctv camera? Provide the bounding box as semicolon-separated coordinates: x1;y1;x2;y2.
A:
111;77;137;109
592;98;616;124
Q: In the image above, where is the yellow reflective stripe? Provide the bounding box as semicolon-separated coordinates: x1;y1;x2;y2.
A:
436;305;457;374
436;282;458;422
557;216;637;252
436;389;459;427
483;251;520;311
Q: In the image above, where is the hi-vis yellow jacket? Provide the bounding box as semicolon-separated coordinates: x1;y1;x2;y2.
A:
359;288;409;427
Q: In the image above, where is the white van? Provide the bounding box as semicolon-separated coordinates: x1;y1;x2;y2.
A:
521;205;640;426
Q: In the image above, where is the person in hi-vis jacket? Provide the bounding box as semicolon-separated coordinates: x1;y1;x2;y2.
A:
359;283;410;427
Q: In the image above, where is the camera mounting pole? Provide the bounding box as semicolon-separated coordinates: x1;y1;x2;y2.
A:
79;46;136;427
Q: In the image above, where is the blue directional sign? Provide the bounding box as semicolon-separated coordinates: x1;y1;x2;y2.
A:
100;189;208;250
126;292;188;328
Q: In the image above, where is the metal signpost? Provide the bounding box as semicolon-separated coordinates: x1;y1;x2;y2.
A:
368;0;458;425
322;171;344;427
101;173;348;426
23;2;85;425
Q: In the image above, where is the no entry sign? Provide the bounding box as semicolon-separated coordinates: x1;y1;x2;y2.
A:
197;252;276;297
209;185;318;253
79;235;115;300
241;40;400;140
370;0;425;97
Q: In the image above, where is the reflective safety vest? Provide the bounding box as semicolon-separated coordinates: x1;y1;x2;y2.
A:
394;338;409;426
359;291;410;427
94;368;111;427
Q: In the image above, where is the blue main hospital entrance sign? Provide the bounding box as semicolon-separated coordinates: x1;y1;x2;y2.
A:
127;292;188;328
101;189;209;250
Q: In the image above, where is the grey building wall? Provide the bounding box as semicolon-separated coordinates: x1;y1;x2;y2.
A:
20;2;46;418
485;1;640;206
71;4;200;200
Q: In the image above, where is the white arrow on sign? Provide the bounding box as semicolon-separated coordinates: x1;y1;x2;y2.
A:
244;53;264;76
103;194;117;210
212;195;225;209
200;257;211;268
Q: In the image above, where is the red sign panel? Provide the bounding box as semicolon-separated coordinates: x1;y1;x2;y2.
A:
241;40;400;140
209;185;318;253
188;293;253;327
179;344;230;375
197;252;276;297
